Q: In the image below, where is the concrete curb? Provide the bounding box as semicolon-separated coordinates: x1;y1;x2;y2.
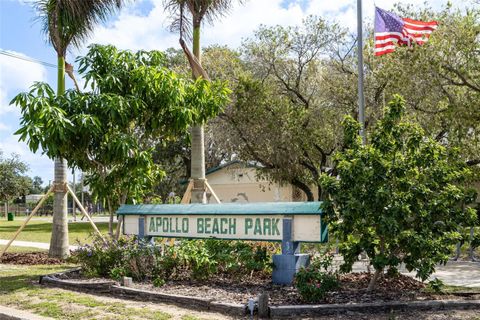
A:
39;269;480;319
0;306;53;320
269;300;480;318
110;285;246;317
39;269;246;317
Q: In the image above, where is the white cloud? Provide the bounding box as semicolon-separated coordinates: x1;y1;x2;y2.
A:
0;49;48;116
88;0;308;51
86;0;462;53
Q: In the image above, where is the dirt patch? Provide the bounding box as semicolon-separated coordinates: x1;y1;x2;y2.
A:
0;252;64;265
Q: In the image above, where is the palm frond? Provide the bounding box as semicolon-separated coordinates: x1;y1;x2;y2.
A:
162;0;244;41
163;0;192;40
34;0;127;57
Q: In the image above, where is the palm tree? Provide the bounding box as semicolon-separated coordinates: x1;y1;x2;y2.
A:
35;0;125;258
163;0;241;203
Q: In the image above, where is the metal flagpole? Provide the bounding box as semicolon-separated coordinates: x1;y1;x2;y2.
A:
357;0;366;144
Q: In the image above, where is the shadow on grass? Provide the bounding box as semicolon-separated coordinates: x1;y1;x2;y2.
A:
0;265;72;294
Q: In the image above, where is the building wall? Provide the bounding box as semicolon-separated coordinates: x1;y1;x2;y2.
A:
207;163;479;205
206;165;299;203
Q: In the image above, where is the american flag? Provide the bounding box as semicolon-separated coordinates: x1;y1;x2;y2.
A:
374;7;438;56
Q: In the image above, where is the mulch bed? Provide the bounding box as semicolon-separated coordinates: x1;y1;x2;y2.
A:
126;272;478;306
0;252;64;265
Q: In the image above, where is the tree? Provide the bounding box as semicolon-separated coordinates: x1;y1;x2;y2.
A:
152;45;242;201
12;44;230;235
321;95;478;291
0;151;31;211
163;0;242;203
34;0;126;258
214;16;346;200
323;4;480;167
30;176;44;194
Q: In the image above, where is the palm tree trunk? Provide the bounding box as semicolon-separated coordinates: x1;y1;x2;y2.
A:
190;24;207;203
49;55;69;259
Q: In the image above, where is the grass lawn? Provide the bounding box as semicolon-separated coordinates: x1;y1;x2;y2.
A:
0;245;46;253
0;264;223;320
0;219;114;245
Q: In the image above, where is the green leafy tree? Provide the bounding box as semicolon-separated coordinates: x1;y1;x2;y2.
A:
321;95;478;291
12;44;230;235
0;151;31;212
30;176;44;194
326;4;480;166
215;17;345;200
33;0;126;258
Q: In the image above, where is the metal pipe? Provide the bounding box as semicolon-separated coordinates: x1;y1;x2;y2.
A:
357;0;366;144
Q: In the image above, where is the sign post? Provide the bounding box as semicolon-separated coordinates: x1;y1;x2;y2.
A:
117;202;327;285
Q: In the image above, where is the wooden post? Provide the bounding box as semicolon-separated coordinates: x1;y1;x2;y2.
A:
258;292;269;318
0;186;54;258
115;215;123;240
181;180;194;204
205;180;221;204
66;184;106;243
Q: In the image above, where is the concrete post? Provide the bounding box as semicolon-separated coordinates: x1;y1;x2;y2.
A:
272;217;309;285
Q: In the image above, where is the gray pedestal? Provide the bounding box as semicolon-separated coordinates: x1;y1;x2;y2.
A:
272;253;310;285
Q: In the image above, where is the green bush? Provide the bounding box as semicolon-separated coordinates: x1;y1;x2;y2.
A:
73;237;126;277
72;237;275;282
427;278;445;293
295;255;339;302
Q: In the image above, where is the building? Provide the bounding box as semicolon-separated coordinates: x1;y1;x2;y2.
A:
204;161;312;203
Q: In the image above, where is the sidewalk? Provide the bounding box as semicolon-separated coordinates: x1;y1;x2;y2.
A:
0;305;53;320
0;239;78;251
350;259;480;288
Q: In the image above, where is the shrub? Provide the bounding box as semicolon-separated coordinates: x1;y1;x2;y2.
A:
295;256;339;302
321;95;478;290
427;278;445;293
73;237;126;277
204;239;275;275
73;237;274;282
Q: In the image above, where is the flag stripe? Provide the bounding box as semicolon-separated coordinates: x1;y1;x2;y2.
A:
404;23;438;30
375;48;396;56
403;27;436;34
374;7;438;56
403;17;439;26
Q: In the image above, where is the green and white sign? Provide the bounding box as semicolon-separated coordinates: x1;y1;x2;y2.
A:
118;202;327;243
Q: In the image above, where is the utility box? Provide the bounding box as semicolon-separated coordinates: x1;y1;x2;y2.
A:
7;212;14;221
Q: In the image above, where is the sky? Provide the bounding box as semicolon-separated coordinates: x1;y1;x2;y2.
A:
0;0;474;186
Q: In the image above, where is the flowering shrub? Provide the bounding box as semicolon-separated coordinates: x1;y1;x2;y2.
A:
74;237;127;277
295;254;339;302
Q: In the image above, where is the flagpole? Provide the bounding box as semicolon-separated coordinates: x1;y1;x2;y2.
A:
357;0;366;144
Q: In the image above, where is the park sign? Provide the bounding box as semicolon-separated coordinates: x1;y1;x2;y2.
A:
117;202;328;243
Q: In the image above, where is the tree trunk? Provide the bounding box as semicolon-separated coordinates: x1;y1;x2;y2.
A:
190;23;207;204
292;178;314;201
49;158;69;258
49;55;69;259
72;169;76;221
107;197;114;236
367;267;382;291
